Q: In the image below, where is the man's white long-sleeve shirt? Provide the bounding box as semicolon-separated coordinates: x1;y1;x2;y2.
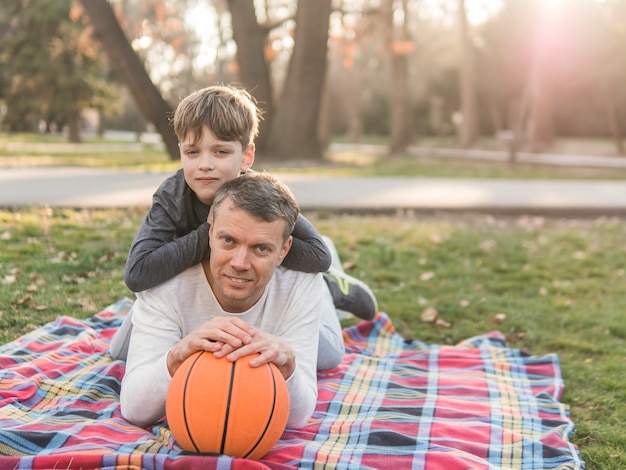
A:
120;264;323;429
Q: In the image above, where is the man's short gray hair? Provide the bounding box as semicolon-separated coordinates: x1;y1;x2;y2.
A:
212;172;300;242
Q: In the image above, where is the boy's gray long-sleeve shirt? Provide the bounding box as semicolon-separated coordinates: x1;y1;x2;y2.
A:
124;169;331;292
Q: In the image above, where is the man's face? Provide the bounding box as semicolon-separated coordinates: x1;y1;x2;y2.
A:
206;199;292;313
179;126;254;206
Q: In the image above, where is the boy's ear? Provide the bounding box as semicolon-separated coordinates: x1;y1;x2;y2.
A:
240;144;255;172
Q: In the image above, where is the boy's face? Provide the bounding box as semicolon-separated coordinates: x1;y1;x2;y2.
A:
179;126;254;206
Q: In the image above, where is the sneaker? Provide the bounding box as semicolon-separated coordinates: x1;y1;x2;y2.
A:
323;266;377;321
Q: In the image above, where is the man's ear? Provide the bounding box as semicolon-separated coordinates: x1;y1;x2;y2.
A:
240;144;255;172
277;235;293;266
208;206;214;228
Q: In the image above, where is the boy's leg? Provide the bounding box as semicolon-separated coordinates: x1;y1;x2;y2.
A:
108;307;134;360
316;286;345;371
322;236;378;321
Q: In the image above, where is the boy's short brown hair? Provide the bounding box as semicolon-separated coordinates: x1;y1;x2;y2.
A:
173;85;261;149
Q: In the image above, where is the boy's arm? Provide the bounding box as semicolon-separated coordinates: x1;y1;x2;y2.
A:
281;214;331;273
124;203;210;292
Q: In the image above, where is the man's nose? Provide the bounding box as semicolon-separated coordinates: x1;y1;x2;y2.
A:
230;246;251;270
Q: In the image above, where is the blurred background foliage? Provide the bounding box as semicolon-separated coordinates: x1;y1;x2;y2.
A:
1;0;625;160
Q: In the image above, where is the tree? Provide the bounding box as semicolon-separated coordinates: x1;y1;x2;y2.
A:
79;0;179;159
457;0;478;148
1;0;112;141
227;0;274;150
264;0;332;161
384;0;414;154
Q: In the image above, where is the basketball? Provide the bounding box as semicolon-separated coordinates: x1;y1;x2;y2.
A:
165;350;290;459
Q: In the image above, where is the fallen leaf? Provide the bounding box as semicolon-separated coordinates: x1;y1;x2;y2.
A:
492;313;506;324
30;273;46;285
435;318;451;328
421;307;439;323
342;261;357;271
14;295;32;305
459;299;470;308
420;271;435;281
26;284;38;293
539;287;548;296
429;233;442;243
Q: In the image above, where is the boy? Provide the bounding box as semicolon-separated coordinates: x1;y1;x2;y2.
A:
109;85;377;367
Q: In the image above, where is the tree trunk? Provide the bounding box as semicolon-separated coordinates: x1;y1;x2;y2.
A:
385;0;413;155
265;0;332;162
525;63;555;152
79;0;179;160
67;108;82;143
227;0;274;151
606;97;625;155
458;0;478;148
524;1;556;153
339;7;362;144
318;76;331;150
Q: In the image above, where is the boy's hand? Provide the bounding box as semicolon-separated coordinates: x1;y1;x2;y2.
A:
166;317;255;376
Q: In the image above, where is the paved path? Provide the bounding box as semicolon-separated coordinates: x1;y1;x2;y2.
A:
2;167;626;215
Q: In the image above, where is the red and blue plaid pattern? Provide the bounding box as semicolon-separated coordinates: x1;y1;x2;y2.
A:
0;299;584;469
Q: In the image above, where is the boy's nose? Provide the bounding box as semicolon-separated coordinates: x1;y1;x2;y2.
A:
198;153;215;170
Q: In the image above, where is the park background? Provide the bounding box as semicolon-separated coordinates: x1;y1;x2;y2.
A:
1;1;626;468
2;0;625;161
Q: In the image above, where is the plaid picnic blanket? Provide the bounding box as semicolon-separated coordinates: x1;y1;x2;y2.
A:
0;299;584;470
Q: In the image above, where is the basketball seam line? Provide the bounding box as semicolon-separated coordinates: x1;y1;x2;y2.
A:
243;363;279;459
220;360;236;454
182;351;205;453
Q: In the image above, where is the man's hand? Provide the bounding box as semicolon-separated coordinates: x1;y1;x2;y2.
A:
166;317;255;376
214;330;296;381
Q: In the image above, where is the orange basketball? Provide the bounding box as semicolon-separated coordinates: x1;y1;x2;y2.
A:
165;351;290;459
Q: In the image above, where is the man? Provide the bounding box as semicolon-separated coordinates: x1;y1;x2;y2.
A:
120;172;334;429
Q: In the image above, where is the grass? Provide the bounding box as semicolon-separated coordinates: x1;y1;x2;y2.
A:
1;207;625;468
1;133;625;467
2;131;626;179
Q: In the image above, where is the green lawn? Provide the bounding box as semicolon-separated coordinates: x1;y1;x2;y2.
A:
1;133;625;467
2;131;626;180
0;208;624;468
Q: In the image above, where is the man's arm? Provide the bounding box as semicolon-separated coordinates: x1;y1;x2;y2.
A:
119;289;181;427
